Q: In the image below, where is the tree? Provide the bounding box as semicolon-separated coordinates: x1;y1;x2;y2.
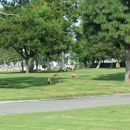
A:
0;0;62;73
110;43;125;68
44;0;80;70
81;0;130;82
70;25;87;66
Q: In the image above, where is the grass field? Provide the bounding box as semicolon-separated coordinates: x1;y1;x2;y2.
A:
0;69;130;130
0;104;130;130
0;68;130;101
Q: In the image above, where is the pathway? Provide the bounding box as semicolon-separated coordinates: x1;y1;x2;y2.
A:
0;94;130;116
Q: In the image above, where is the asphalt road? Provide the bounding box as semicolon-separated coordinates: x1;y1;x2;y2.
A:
0;94;130;116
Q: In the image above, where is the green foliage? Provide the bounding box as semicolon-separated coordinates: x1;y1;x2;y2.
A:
0;0;30;7
0;0;80;72
0;1;64;72
0;48;20;63
43;0;80;56
81;0;129;61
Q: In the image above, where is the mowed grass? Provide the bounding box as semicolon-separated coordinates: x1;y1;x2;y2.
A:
0;68;130;101
0;104;130;130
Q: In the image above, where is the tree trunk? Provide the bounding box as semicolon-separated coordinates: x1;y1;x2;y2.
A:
96;57;102;69
116;58;120;68
25;58;29;73
92;59;95;68
76;57;79;69
21;57;24;72
36;59;38;71
28;58;34;72
61;51;65;70
4;61;7;70
125;44;130;82
47;55;51;70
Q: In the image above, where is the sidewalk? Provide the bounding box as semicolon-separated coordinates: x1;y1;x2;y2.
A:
0;94;130;116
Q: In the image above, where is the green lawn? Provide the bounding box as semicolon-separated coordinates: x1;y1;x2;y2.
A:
0;69;130;130
0;68;130;101
0;104;130;130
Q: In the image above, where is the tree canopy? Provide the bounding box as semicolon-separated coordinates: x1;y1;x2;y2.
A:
0;0;81;72
0;0;63;73
81;0;130;82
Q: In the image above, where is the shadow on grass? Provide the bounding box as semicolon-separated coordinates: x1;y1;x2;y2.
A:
92;72;125;81
0;76;67;89
40;70;70;73
0;70;73;74
0;71;24;74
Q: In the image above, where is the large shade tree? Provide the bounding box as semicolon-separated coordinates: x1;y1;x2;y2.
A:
0;0;62;73
81;0;130;82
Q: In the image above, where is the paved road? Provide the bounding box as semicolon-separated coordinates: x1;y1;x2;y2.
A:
0;94;130;116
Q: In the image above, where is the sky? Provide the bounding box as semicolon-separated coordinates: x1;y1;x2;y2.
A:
0;4;2;8
0;0;12;8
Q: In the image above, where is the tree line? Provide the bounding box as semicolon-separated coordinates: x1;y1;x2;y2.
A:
0;0;130;82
